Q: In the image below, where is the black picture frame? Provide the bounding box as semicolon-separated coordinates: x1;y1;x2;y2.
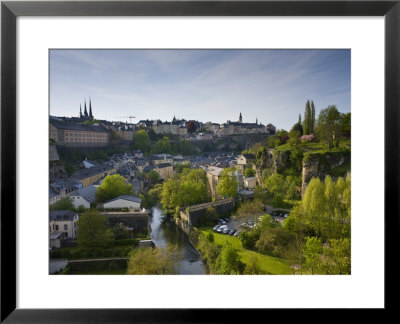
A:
1;0;399;322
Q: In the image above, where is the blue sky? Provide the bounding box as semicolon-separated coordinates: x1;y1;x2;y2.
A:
50;49;350;131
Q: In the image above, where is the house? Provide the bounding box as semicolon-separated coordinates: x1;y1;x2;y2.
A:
154;163;173;180
206;166;224;199
70;185;98;209
244;177;257;189
133;150;143;158
130;179;143;195
49;210;79;240
148;154;174;166
143;162;173;180
70;163;117;187
49;185;62;205
102;195;142;209
237;153;255;174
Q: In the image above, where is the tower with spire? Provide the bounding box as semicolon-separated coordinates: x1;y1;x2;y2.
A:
239;112;242;123
79;98;94;121
84;100;88;119
89;98;93;121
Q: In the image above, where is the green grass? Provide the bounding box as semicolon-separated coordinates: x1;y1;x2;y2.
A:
274;140;350;156
200;229;292;275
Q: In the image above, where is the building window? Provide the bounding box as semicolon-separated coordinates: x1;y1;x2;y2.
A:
64;224;68;230
55;225;59;231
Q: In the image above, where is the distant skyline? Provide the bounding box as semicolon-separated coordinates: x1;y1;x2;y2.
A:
50;49;350;131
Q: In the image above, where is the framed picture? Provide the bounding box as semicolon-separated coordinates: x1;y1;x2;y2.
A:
1;0;398;321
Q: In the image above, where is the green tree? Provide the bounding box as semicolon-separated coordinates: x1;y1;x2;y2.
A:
206;231;215;243
160;178;181;214
238;230;259;250
77;210;113;251
178;139;196;155
316;105;341;149
236;199;265;223
303;236;322;274
146;170;161;183
215;243;245;274
179;169;209;206
320;238;351;274
95;174;134;204
76;205;86;214
244;255;264;274
50;197;75;211
126;244;183;274
303;100;316;135
216;168;238;198
244;168;256;177
134;130;151;154
112;222;130;239
151;136;172;154
340;112;351;138
264;173;287;197
277;129;289;144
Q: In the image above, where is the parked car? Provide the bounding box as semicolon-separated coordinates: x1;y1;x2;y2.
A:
213;225;220;231
233;230;241;237
223;218;230;223
228;229;236;235
217;225;227;233
223;228;230;234
284;214;289;218
219;219;227;225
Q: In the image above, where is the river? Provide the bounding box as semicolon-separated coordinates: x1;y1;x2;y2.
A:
150;206;206;274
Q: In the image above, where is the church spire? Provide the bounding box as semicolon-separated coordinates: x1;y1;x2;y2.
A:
79;104;83;119
239;112;242;123
84;100;88;118
89;98;93;120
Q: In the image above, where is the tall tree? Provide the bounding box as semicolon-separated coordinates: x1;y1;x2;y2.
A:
77;210;113;251
134;130;151;154
311;100;316;133
303;100;316;135
216;168;238;198
315;105;341;148
266;123;277;135
215;243;245;274
303;236;322;274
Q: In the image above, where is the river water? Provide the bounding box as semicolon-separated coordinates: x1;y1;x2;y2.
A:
150;207;206;274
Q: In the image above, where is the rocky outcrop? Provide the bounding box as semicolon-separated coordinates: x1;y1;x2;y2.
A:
301;155;320;196
49;161;67;181
273;150;290;174
301;151;350;196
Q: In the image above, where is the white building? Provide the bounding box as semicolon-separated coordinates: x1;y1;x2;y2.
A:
103;195;142;209
70;185;98;209
49;210;79;239
244;177;256;189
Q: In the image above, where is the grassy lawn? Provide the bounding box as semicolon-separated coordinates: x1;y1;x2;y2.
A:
200;229;292;275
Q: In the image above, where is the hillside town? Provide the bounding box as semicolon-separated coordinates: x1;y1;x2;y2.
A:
49;99;351;275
